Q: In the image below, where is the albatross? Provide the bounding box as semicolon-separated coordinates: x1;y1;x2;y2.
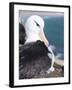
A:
20;15;55;74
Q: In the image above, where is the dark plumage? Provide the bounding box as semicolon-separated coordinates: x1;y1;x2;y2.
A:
19;40;50;65
19;23;26;44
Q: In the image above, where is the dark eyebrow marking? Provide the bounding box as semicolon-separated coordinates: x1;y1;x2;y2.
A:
34;20;40;27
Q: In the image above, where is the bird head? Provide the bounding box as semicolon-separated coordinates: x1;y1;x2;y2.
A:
25;15;44;35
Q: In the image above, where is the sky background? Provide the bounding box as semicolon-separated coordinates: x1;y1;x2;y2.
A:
19;10;64;24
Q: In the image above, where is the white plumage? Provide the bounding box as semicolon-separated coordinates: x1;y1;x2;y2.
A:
24;15;44;44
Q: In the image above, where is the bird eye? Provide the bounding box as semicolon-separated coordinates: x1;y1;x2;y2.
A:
34;20;40;27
